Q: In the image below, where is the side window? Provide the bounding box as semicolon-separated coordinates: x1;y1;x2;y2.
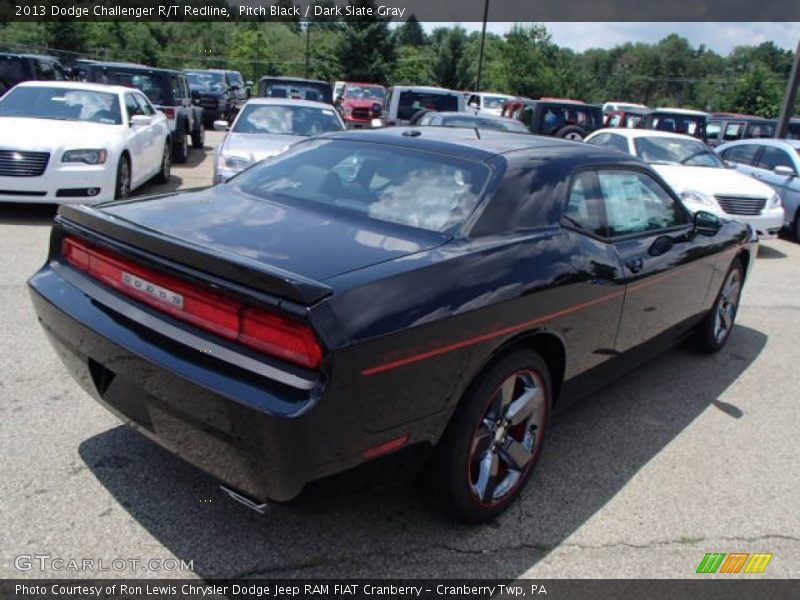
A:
124;93;142;120
723;122;744;141
587;133;610;146
598;170;687;237
721;144;759;166
468;94;480;107
756;146;794;172
135;93;155;116
563;171;606;237
606;134;630;153
34;60;55;80
170;76;183;102
706;120;721;142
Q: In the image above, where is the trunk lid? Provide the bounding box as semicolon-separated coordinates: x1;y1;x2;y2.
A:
58;185;448;304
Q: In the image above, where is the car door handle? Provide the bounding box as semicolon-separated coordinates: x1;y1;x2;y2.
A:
626;258;644;274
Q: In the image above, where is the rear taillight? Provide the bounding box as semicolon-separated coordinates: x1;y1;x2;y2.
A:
163;108;176;119
62;236;323;369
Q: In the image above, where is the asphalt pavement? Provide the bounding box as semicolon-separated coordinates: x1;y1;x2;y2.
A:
0;130;797;579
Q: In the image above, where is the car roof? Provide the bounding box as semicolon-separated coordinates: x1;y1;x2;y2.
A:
316;126;636;163
79;60;183;75
242;97;336;110
718;138;800;150
434;111;513;122
259;76;329;86
649;107;709;117
588;128;699;142
13;80;137;95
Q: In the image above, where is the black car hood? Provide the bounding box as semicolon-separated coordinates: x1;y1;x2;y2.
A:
97;186;449;282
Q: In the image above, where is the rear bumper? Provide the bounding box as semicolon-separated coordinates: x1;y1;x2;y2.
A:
28;262;422;503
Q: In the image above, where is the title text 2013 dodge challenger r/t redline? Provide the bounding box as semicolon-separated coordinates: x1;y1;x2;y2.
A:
28;128;756;522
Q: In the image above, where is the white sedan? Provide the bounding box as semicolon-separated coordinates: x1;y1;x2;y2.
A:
0;81;171;204
213;98;345;183
585;128;784;238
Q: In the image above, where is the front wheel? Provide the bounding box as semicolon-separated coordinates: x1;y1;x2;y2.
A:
153;140;171;184
114;155;131;200
694;259;744;352
423;350;552;523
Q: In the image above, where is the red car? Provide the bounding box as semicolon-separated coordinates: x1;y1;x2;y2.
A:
335;82;386;128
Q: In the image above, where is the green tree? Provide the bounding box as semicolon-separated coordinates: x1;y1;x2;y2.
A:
396;15;426;47
497;24;559;98
335;0;396;84
431;26;472;89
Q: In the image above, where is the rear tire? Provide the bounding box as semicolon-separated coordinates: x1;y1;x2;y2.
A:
694;258;744;353
554;125;586;140
422;350;552;523
191;124;205;149
172;127;189;164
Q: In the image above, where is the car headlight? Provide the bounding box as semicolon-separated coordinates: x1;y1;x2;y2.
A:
680;189;717;208
767;192;782;209
217;154;252;172
62;149;107;165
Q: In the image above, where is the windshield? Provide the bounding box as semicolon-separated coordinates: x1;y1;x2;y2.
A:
232;104;344;136
483;96;508;110
232;140;490;233
441;115;529;133
397;91;459;121
186;71;226;92
0;86;122;124
344;85;385;100
634;136;723;167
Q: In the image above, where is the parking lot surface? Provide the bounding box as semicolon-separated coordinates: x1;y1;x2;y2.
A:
1;129;798;579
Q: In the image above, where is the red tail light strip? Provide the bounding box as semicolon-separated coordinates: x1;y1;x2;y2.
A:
62;236;322;370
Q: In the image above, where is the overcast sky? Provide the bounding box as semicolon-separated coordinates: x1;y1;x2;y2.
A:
429;22;800;55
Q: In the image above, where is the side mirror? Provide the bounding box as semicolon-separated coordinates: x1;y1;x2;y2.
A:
725;160;737;169
468;102;479;108
775;165;796;177
130;115;152;127
694;210;722;236
213;119;230;131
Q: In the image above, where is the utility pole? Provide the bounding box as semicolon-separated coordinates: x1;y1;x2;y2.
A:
776;39;800;138
305;23;311;79
475;0;490;92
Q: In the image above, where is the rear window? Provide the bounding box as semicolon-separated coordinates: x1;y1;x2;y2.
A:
90;70;169;105
261;79;332;104
232;140;490;233
0;57;24;90
232;103;343;135
0;86;122;125
397;91;459;121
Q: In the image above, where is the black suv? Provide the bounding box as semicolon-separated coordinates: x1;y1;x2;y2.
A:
184;69;248;126
77;60;204;163
512;99;603;140
0;53;67;96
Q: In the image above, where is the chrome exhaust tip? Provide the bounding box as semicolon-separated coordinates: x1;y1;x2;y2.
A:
219;484;269;514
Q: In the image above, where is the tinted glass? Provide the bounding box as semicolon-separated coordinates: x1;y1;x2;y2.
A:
743;122;774;138
633;136;723;167
135;93;156;116
0;86;122;125
540;106;599;134
723;122;744;141
94;70;168;105
261;79;332;104
232;103;344;135
706;121;721;141
232;140;490;233
598;170;686;236
650;114;705;136
563;172;606;236
344;85;385;100
397;91;459;121
0;57;24;88
756;146;794;171
440;115;529;133
186;71;226;92
227;72;244;87
721;144;759;165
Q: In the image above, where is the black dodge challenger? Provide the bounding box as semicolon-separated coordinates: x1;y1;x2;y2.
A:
29;128;757;522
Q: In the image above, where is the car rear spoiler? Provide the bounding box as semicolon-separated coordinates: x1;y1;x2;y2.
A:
55;204;333;306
